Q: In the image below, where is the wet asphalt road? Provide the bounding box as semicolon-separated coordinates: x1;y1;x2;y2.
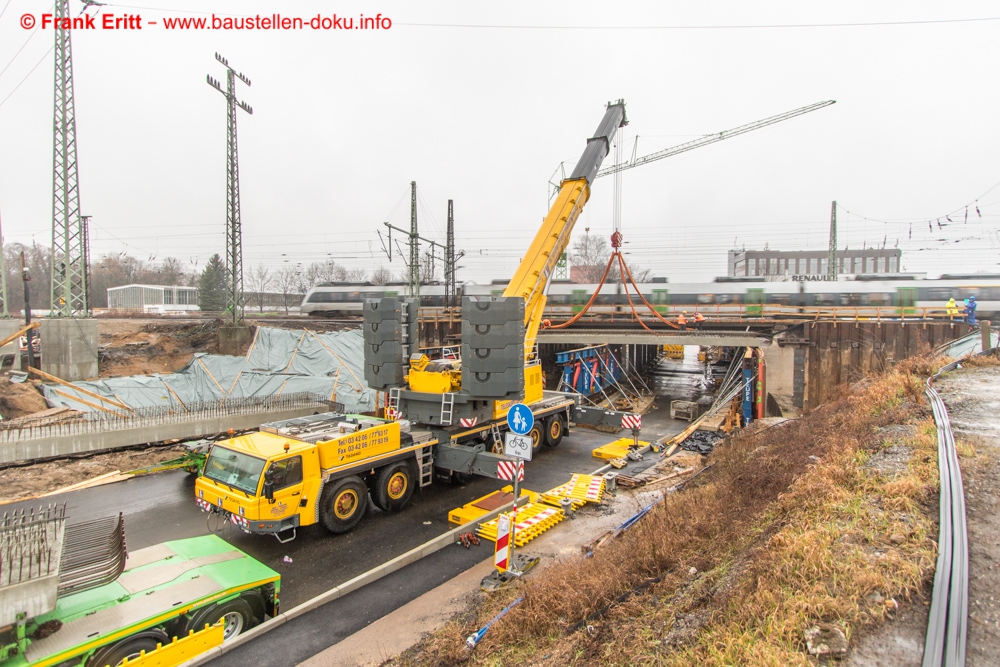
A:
6;414;681;610
7;355;698;664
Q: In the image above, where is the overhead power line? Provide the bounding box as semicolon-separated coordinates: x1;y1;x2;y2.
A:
397;17;1000;30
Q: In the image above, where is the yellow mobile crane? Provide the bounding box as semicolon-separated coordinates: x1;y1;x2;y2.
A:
406;100;629;421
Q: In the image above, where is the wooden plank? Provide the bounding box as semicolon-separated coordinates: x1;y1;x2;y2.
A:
50;388;129;418
28;366;132;411
0;321;40;349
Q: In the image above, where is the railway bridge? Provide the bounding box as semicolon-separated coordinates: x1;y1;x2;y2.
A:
417;306;982;416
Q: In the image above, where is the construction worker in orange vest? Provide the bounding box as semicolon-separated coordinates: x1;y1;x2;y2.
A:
678;311;688;330
693;311;706;329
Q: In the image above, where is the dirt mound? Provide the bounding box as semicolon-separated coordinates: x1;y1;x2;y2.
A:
0;444;187;502
99;320;223;377
0;378;50;419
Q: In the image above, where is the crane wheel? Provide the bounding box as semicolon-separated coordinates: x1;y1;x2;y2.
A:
87;630;168;667
544;415;565;448
529;424;544;451
320;476;369;533
374;461;416;512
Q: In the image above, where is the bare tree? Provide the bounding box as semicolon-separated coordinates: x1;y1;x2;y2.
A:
246;264;273;312
273;266;301;314
370;265;393;285
570;232;611;283
569;231;654;284
157;257;188;285
343;267;369;282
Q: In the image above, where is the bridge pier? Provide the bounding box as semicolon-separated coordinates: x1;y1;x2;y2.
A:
767;320;973;414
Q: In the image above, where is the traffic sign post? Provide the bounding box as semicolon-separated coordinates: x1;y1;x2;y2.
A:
502;403;535;574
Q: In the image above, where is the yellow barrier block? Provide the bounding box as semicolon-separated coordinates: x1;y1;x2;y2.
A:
592;438;650;461
543;473;607;505
448;485;538;525
661;345;685;359
119;621;224;666
477;502;565;546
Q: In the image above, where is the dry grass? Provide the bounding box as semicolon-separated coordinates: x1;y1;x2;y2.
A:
390;362;944;667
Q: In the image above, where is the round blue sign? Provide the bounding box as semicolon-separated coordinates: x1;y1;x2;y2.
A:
507;403;534;435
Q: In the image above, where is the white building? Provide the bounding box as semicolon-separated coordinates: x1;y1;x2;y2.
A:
107;284;200;313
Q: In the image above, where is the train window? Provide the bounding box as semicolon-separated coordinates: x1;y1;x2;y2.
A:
717;294;737;304
814;293;836;305
697;294;715;304
349;291;361;302
651;289;669;305
928;288;952;301
769;293;791;305
307;291;333;303
841;293;862;306
866;293;891;306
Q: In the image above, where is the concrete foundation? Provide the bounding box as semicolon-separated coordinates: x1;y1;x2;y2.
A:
0;319;23;362
40;318;99;381
219;325;254;356
0;404;327;464
761;338;799;417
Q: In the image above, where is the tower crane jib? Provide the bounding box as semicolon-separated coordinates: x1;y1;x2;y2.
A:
595;100;836;179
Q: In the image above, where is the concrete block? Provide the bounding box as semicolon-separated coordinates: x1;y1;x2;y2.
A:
40;318;98;381
219;325;254;356
0;319;23;360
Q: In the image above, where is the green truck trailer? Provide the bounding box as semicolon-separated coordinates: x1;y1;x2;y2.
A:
0;505;279;667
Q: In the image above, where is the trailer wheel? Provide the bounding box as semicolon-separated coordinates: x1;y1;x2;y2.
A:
184;597;256;641
544;415;565;448
88;629;168;666
374;461;416;512
529;424;544;451
320;476;369;533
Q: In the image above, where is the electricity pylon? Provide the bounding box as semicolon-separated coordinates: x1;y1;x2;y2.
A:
50;0;88;317
207;53;252;325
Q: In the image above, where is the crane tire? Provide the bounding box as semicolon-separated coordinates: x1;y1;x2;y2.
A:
544;415;565;448
320;476;369;534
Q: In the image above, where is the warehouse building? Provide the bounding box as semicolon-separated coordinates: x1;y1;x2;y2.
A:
107;284;200;313
728;249;902;279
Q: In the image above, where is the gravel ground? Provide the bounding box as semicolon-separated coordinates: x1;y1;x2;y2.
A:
847;364;1000;666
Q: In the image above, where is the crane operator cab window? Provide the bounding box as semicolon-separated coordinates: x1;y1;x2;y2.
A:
266;456;303;491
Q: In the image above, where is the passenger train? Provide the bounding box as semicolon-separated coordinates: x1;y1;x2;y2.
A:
299;275;1000;319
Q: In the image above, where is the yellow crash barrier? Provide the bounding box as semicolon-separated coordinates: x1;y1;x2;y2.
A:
448;485;539;525
118;621;224;666
592;437;651;461
543;473;606;505
477;502;565;547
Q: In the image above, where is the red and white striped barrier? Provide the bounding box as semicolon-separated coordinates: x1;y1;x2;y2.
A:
497;460;525;482
622;414;642;430
494;514;511;571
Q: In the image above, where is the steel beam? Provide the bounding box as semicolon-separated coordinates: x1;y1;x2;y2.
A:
538;329;770;347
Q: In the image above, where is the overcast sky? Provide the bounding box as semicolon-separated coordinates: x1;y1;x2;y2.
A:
1;0;999;286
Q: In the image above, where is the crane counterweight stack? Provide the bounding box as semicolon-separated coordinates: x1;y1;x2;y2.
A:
368;101;628;429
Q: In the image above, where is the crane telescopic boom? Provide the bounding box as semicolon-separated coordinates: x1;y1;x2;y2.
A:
503;100;628;358
595;100;835;179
